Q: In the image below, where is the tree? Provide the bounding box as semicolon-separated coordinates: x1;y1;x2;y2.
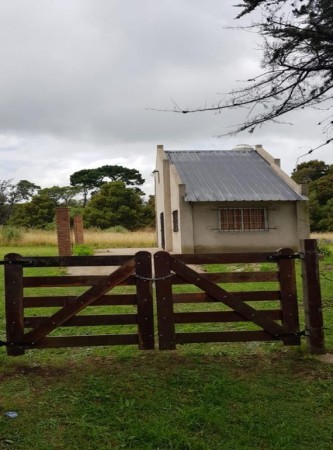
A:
38;186;81;206
179;1;333;146
292;159;333;231
291;160;329;183
83;181;148;230
0;180;12;224
98;165;145;186
141;195;156;228
9;180;40;202
70;165;145;206
318;198;333;230
9;185;81;229
0;179;40;224
10;193;56;229
310;173;333;205
69;168;103;207
6;180;40;220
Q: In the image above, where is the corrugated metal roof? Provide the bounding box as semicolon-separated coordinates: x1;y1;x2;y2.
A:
165;150;306;202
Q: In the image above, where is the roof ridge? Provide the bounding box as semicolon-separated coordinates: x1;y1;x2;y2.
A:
165;149;255;153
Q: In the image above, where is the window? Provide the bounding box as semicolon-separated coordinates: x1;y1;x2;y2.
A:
172;210;179;232
219;208;267;231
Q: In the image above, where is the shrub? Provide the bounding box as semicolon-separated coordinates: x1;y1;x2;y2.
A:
44;222;56;231
105;225;128;233
73;245;94;256
317;239;332;258
0;226;23;245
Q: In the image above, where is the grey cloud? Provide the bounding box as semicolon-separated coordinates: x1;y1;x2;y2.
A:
0;0;331;193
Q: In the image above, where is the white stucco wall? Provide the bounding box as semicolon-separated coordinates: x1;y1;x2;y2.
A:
190;201;308;252
155;145;195;253
169;176;194;253
154;145;172;250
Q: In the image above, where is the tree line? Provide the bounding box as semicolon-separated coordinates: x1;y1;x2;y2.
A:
0;165;155;231
1;160;332;232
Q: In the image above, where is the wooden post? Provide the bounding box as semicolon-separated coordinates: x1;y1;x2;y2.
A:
4;253;25;355
154;251;176;350
301;239;325;354
277;248;301;346
135;251;155;350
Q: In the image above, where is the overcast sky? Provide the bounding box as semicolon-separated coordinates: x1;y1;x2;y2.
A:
0;0;332;196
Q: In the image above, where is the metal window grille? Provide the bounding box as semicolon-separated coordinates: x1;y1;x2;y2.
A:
219;208;267;231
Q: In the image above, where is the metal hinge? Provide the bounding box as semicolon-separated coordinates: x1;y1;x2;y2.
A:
275;330;307;338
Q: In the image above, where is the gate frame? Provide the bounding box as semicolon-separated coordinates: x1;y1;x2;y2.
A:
154;239;325;354
154;249;301;350
4;251;154;355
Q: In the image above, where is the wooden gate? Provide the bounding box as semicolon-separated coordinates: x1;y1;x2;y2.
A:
1;240;325;355
154;249;302;350
4;251;154;355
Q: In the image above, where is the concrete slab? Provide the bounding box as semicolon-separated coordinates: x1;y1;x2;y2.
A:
94;247;160;255
67;248;160;276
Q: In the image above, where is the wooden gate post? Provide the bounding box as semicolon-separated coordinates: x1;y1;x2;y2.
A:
4;253;25;356
135;251;155;350
277;248;300;346
154;251;176;350
301;239;325;354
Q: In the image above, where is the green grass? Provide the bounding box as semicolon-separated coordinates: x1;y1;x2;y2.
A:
72;245;94;256
0;245;333;449
0;352;332;450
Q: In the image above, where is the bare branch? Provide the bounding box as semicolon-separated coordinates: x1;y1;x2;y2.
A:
154;0;333;145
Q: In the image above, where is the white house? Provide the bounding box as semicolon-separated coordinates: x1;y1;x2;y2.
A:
154;144;309;253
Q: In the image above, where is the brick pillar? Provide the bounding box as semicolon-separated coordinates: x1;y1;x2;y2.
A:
56;207;72;256
73;215;84;245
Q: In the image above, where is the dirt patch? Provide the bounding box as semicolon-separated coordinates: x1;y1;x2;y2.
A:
316;353;333;364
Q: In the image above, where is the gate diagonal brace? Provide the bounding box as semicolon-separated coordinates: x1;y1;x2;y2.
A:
168;255;286;338
21;258;136;347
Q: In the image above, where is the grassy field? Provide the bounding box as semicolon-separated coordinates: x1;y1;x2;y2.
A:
0;227;156;248
0;227;331;249
0;242;332;449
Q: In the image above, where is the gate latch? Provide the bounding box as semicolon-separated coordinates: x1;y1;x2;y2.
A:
267;252;304;262
0;259;33;266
